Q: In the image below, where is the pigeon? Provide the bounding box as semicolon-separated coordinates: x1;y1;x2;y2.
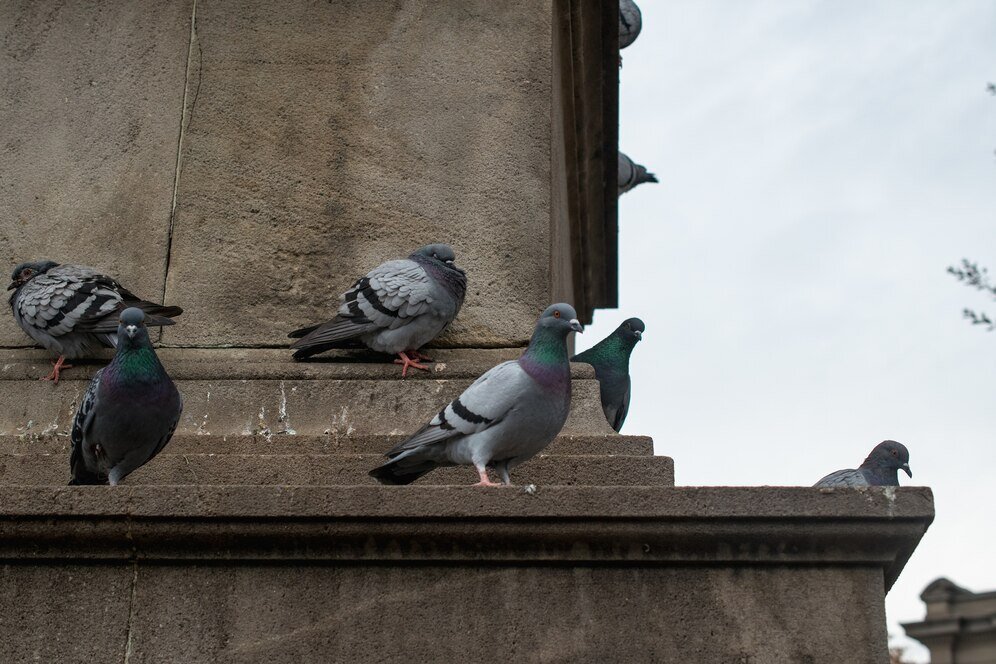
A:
814;440;912;488
619;0;643;50
571;317;644;432
69;308;183;485
289;244;467;377
369;303;583;486
618;152;658;195
8;260;183;382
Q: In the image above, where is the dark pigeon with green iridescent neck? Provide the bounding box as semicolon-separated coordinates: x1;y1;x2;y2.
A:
370;303;583;486
69;307;183;485
572;317;644;432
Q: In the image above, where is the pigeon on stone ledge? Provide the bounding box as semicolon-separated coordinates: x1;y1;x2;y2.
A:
69;308;183;486
8;260;183;382
618;152;658;195
572;317;644;432
369;303;583;486
814;440;912;487
289;244;467;377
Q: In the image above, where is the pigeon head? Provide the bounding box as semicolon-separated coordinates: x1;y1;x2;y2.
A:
618;317;645;343
117;307;151;347
537;303;584;337
863;440;912;478
7;260;59;291
412;244;462;271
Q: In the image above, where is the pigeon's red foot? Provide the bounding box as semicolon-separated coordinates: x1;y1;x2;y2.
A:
408;349;433;362
472;467;503;487
393;350;431;378
40;356;73;384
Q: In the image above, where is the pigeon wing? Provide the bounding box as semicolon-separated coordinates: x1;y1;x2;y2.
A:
386;361;527;455
69;369;104;484
15;268;123;339
814;468;869;488
290;259;436;349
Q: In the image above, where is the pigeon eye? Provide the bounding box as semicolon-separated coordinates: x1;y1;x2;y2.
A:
553;311;561;318
891;449;898;457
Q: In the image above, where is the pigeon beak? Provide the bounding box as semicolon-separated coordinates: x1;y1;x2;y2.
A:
125;325;138;338
633;330;642;339
901;463;912;478
445;259;454;265
6;282;17;291
569;319;583;333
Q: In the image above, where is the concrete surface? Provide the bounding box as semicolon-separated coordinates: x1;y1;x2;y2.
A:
0;433;655;457
0;486;933;663
162;0;555;347
0;452;673;487
0;349;617;437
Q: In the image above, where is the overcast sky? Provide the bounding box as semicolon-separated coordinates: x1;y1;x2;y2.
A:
573;2;996;660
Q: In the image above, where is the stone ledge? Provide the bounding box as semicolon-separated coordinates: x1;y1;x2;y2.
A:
0;348;595;381
0;486;933;590
0;453;674;487
0;433;654;456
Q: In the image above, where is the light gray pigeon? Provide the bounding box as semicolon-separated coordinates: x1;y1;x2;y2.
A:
289;244;466;377
369;303;583;486
619;0;643;50
618;152;658;195
8;260;183;382
814;440;912;488
69;308;183;485
571;317;644;432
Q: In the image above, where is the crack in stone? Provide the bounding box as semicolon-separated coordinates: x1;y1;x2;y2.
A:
160;0;200;342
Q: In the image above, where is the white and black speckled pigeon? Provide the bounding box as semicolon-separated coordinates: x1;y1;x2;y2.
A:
619;0;643;50
289;243;467;377
618;152;658;195
571;317;644;432
8;260;183;382
814;440;912;488
369;303;583;486
69;308;183;485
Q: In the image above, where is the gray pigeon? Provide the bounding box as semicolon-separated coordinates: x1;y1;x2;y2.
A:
618;152;658;195
369;303;583;486
8;260;183;382
814;440;912;488
69;308;183;485
289;244;466;377
571;317;644;432
619;0;643;50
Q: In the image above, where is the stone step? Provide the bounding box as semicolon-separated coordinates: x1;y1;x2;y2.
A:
0;349;615;437
0;433;653;456
0;453;673;487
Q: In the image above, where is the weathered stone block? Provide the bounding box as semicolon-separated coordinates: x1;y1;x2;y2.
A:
163;0;554;347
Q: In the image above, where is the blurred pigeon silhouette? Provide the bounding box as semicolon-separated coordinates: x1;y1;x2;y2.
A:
369;304;583;485
619;0;643;50
814;440;912;487
289;244;466;377
69;308;183;485
572;317;644;432
618;152;658;195
8;260;182;382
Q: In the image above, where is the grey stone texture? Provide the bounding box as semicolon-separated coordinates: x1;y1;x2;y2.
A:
0;486;933;663
162;0;554;347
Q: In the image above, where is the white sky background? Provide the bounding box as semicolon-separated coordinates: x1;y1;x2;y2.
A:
573;2;996;661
